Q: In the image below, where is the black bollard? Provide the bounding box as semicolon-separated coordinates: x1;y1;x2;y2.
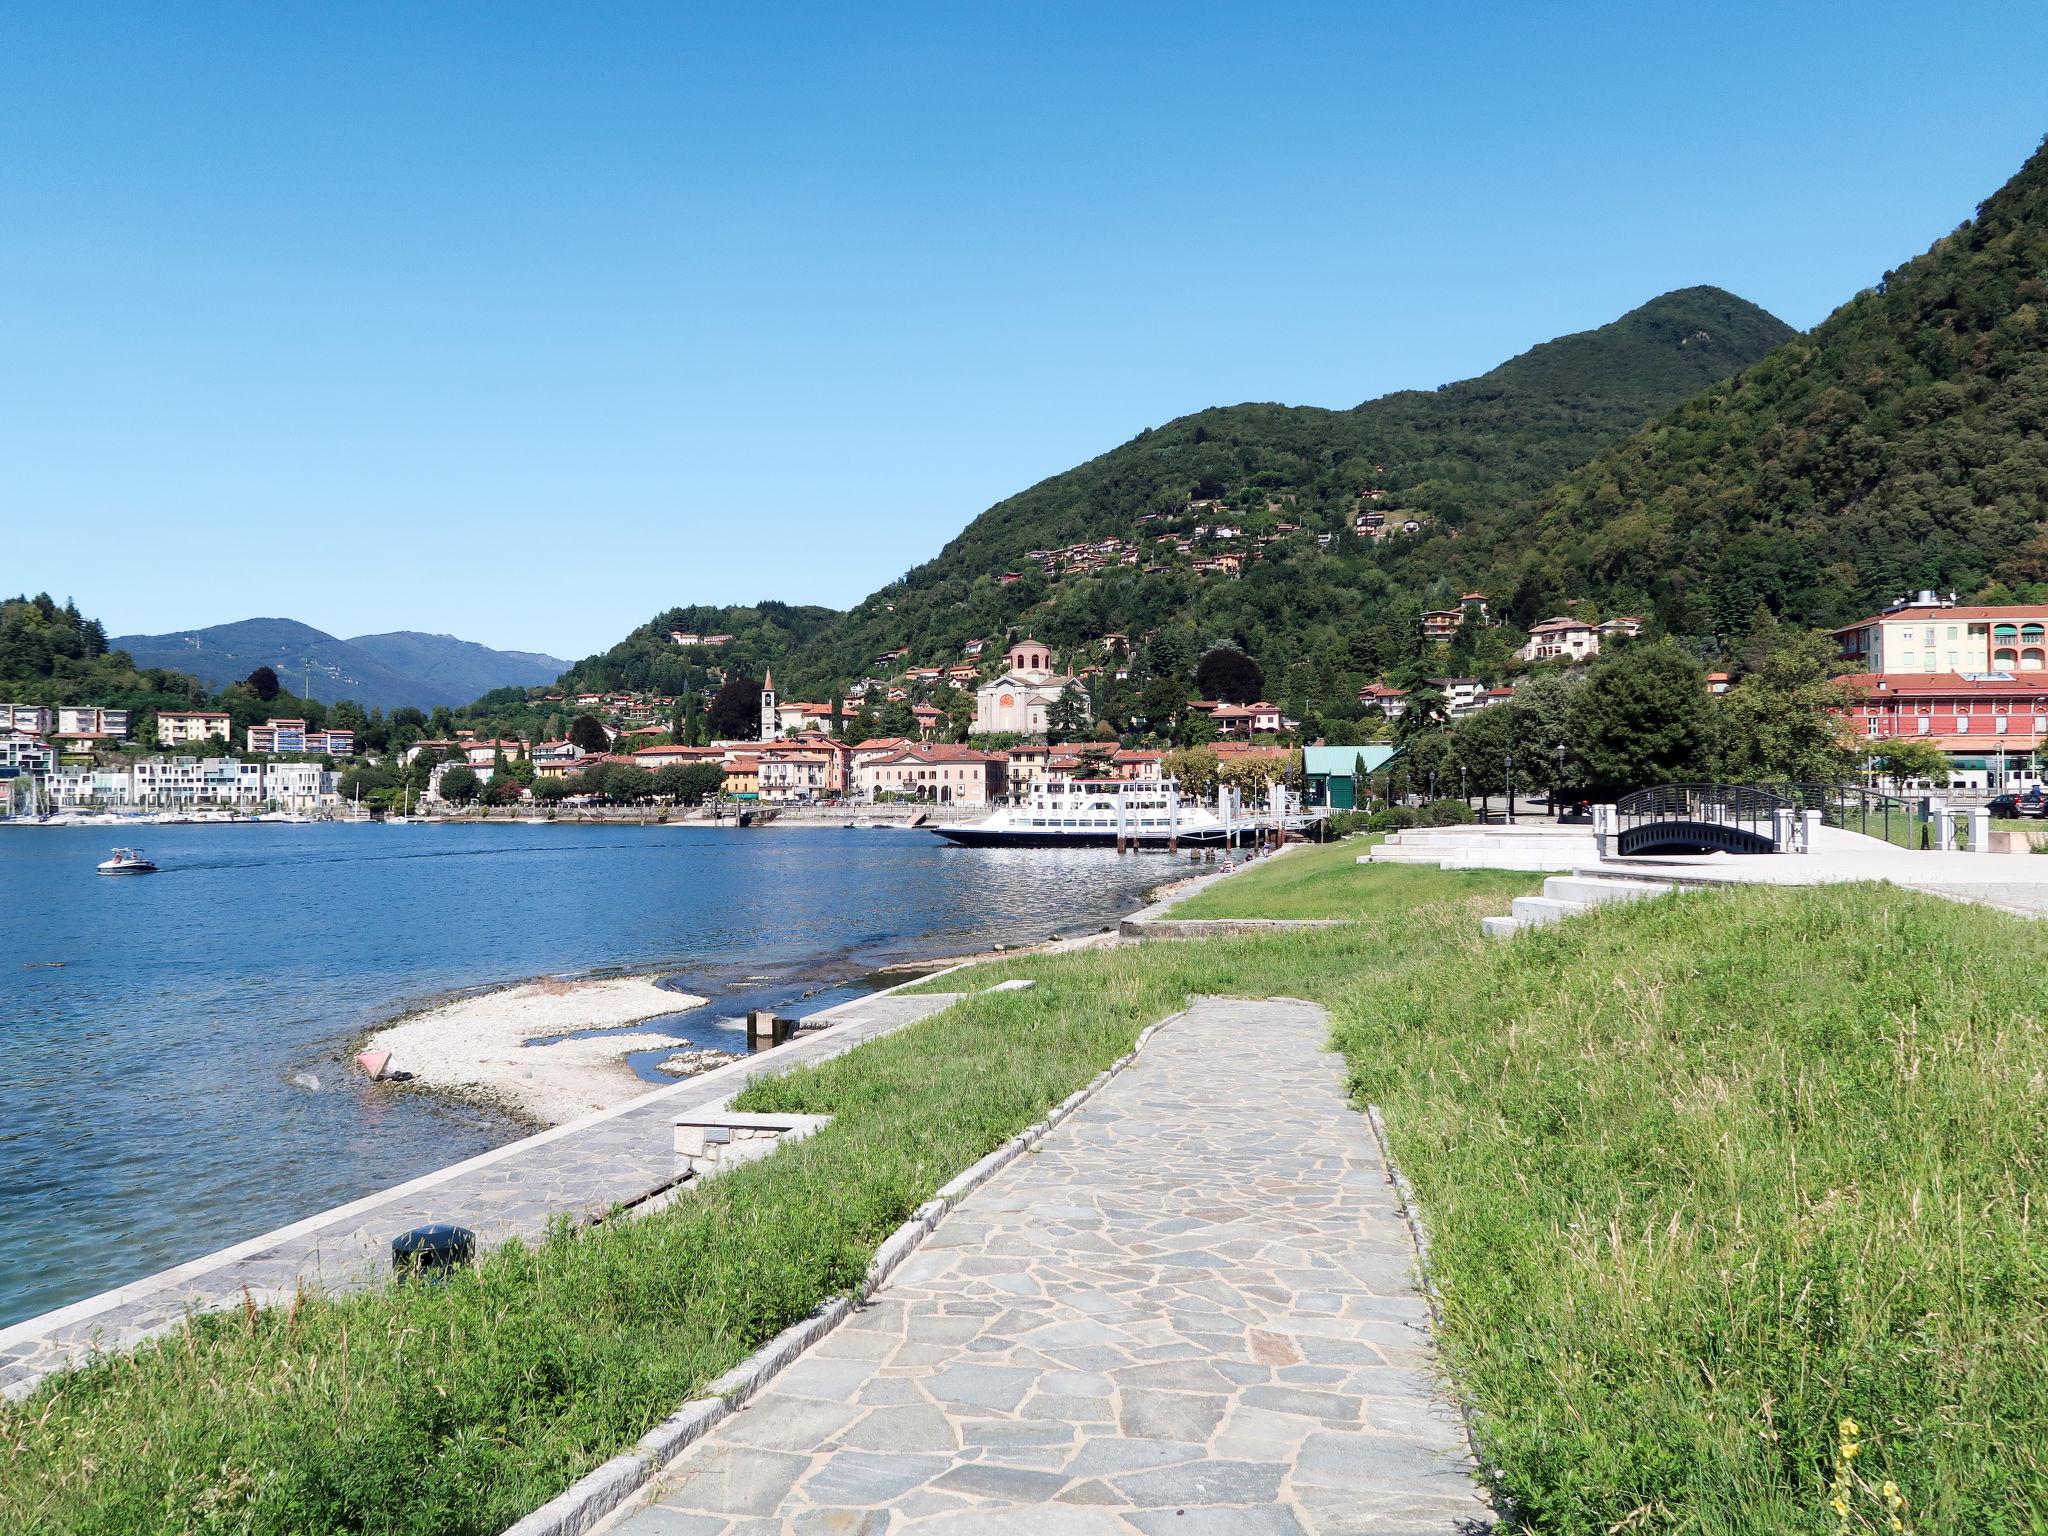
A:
392;1223;475;1282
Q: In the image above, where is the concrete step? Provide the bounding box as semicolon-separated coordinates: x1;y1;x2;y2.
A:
1479;915;1523;939
1440;851;1587;871
1542;875;1672;906
1510;895;1577;926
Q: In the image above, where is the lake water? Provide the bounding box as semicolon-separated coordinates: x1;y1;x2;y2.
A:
0;822;1173;1327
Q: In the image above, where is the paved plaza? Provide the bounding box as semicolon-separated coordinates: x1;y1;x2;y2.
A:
616;997;1491;1535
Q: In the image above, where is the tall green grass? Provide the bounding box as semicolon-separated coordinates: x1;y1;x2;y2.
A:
9;869;2046;1532
0;976;1195;1534
1338;885;2048;1533
1167;835;1539;920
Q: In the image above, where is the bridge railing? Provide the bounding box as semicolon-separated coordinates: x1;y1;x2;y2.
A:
1779;783;1924;849
1613;783;1794;847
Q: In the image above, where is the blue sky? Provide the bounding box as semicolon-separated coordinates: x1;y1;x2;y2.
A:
4;4;2044;659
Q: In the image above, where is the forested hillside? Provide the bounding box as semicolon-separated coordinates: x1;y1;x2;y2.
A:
1492;134;2048;634
0;594;204;715
530;288;1788;715
795;287;1789;693
555;602;841;700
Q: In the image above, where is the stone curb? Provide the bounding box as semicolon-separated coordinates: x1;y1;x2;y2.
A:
518;1002;1194;1536
1365;1103;1509;1526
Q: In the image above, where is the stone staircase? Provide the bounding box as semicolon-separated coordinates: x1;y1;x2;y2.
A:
1365;824;1604;872
1479;873;1672;937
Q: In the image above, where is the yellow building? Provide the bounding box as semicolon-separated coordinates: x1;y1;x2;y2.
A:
1834;597;2048;675
723;754;760;798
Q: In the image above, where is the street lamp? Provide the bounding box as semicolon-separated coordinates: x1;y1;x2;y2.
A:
1504;751;1516;825
1553;741;1567;815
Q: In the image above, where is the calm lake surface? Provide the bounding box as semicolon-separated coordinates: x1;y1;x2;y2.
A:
0;822;1172;1326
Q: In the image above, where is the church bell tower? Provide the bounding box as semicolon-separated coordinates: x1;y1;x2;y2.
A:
760;668;780;741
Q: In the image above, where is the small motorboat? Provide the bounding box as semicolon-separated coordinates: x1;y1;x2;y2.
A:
96;847;159;875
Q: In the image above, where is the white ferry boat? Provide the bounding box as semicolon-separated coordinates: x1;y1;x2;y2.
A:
931;777;1231;848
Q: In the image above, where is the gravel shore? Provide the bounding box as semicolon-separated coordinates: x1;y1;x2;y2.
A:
364;975;709;1127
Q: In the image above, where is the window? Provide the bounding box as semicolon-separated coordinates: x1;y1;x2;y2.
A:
1996;649;2019;668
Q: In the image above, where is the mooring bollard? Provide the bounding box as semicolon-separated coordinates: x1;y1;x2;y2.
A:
392;1223;475;1282
747;1009;798;1052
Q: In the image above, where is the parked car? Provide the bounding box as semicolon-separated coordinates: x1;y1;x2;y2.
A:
1987;789;2047;818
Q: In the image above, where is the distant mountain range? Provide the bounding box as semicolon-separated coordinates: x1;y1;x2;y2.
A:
109;618;569;711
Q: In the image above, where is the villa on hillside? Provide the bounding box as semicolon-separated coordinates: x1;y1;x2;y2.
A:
1515;614;1642;663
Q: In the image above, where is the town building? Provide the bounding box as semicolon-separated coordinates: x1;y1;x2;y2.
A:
38;756;335;812
58;705;129;739
1514;614;1642;663
3;704;55;735
723;754;761;798
1302;745;1403;810
1833;672;2048;787
1;731;55;777
1420;610;1464;642
772;699;836;736
156;709;233;747
1832;593;2048;674
246;717;356;756
1210;701;1286;736
757;744;839;801
459;739;527;770
973;639;1089;736
854;743;1008;807
1356;682;1408;718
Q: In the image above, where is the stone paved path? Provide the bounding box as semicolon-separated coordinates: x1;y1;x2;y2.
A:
0;991;961;1399
616;996;1491;1535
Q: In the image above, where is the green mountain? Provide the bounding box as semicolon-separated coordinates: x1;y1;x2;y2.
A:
526;286;1790;722
111;618;567;711
790;284;1791;692
1499;134;2048;637
343;632;570;706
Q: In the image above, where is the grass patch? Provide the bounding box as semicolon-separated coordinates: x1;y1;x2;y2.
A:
9;857;2046;1532
0;970;1234;1533
1166;835;1539;920
908;881;2048;1531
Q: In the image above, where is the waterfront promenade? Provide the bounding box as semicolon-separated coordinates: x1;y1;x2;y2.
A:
0;988;964;1401
614;997;1490;1535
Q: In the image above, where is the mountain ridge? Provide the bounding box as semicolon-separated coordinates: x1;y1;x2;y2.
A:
111;617;568;711
535;284;1796;717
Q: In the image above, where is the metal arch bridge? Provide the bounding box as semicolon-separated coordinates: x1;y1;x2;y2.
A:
1611;783;1924;857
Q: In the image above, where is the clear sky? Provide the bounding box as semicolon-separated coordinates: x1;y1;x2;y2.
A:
4;3;2045;659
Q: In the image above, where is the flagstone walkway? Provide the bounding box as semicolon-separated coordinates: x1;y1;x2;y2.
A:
615;996;1492;1535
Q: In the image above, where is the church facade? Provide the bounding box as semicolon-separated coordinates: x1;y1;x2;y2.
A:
973;639;1089;736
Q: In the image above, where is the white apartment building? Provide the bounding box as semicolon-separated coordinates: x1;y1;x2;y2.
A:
3;704;55;735
0;732;54;775
156;709;234;747
57;705;130;739
40;757;335;812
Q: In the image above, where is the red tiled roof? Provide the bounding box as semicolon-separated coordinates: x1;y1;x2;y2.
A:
1835;672;2048;697
1833;605;2048;633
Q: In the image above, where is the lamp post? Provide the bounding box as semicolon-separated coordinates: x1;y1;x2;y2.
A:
1504;751;1516;825
1459;763;1468;807
1553;741;1567;816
